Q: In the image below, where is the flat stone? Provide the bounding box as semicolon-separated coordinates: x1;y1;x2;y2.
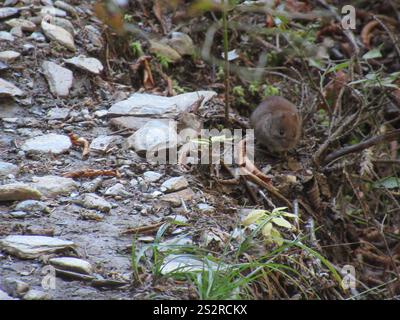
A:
89;135;120;153
161;176;189;193
10;26;23;37
107;91;216;118
0;31;15;42
64;55;103;74
104;183;131;197
0;183;41;202
109;116;163;131
23;289;51;300
1;278;30;298
29;32;46;42
0;78;24;98
0;51;20;63
15;200;49;213
46;16;75;36
40;6;67;17
159;188;195;207
0;289;16;300
54;0;78;16
0;161;18;177
21;133;72;155
143;171;163;183
49;257;93;275
42;61;73;97
41;19;75;51
5;18;36;32
82;193;111;212
30;175;78;197
47;107;70;120
9;211;29;218
127;119;178;156
0;235;75;259
0;7;19;19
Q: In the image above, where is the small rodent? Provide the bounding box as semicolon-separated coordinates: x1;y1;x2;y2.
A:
250;96;301;153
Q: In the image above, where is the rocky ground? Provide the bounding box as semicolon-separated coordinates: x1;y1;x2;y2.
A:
1;0;400;300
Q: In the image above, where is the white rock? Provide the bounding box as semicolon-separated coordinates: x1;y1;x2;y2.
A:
41;19;75;51
15;200;49;213
0;51;20;63
0;161;18;177
197;203;215;214
1;278;29;298
49;257;92;275
143;171;163;183
0;7;19;19
0;289;16;300
23;289;51;300
30;175;78;197
0;31;15;42
104;183;131;197
149;40;181;63
82;193;111;212
47;107;70;120
40;6;67;17
64;56;103;74
5;18;36;32
107;91;217;118
161;176;188;192
21;133;72;154
89;135;120;153
127;119;178;156
164;32;194;56
42;61;73;97
0;183;41;202
0;78;24;98
0;235;74;259
29;32;46;42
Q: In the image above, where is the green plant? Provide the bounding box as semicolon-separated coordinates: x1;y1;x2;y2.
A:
130;41;144;57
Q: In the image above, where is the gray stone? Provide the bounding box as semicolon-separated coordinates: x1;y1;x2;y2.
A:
40;6;67;17
9;211;28;218
0;78;24;98
0;7;19;19
89;135;120;153
46;16;75;36
30;175;78;197
42;61;73;97
47;107;70;120
10;26;23;37
41;19;75;51
29;32;46;42
0;183;41;202
82;193;111;212
0;51;20;63
54;0;78;16
109;116;162;131
64;55;103;74
0;31;15;42
0;235;75;259
104;183;131;197
21;133;72;155
0;289;16;300
23;289;51;300
161;176;188;193
1;278;30;298
107;91;216;118
15;200;49;213
0;161;18;177
160;188;195;207
49;257;92;275
5;18;36;32
143;171;163;183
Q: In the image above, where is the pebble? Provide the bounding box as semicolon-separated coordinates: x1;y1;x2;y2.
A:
143;171;163;183
31;175;78;198
42;61;73;97
161;176;189;193
49;257;93;275
0;183;42;202
64;55;104;74
21;133;72;155
0;161;18;177
82;193;111;212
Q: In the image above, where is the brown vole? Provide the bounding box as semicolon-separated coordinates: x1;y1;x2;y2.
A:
250;96;301;152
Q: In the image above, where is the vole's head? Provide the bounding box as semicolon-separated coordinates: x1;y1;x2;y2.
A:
264;111;301;152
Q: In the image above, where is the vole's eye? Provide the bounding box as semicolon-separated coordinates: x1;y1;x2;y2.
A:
279;128;285;136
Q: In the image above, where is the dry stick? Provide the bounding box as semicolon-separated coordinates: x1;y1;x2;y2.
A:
373;16;400;60
323;129;400;165
222;0;230;124
313;111;359;166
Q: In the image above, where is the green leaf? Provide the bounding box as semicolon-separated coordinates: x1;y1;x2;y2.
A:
270;228;283;246
242;210;266;226
326;61;350;74
373;177;400;189
262;222;273;238
362;48;382;60
271;217;293;229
